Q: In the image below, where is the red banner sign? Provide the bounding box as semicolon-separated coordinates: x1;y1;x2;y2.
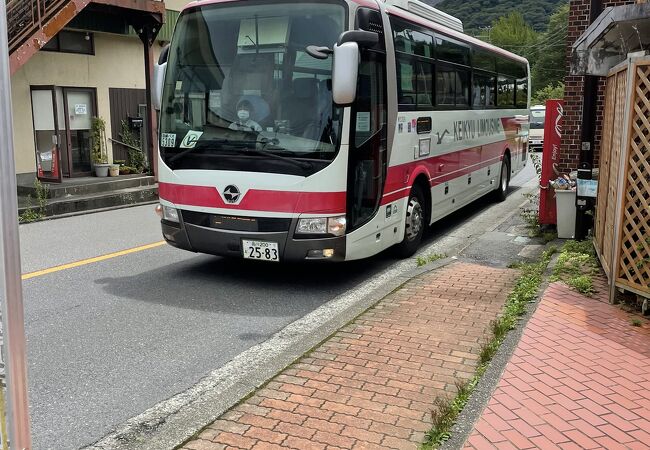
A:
538;99;564;225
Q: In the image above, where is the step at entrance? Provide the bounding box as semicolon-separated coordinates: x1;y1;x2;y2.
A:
18;176;158;220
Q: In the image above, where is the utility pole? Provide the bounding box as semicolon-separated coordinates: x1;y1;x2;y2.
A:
479;25;492;43
0;0;34;448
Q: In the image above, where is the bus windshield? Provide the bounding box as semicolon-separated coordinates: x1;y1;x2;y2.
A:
160;1;346;175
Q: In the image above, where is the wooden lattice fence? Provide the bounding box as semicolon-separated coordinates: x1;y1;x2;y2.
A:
594;58;650;301
595;66;627;277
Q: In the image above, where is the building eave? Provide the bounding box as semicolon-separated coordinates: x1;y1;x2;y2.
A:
571;2;650;76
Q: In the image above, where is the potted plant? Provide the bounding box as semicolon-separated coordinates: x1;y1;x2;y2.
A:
114;160;129;175
109;164;120;177
91;117;110;177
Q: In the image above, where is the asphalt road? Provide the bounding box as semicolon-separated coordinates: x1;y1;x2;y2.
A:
19;161;536;450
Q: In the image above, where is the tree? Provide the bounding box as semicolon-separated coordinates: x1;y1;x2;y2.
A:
531;82;564;105
531;3;569;93
436;0;566;33
489;12;539;61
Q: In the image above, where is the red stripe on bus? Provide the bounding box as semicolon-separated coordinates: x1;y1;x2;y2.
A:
381;189;410;205
380;156;502;205
383;141;508;197
159;183;346;214
160;138;516;213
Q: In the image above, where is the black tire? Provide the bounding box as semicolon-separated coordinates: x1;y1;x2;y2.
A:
493;156;511;202
395;184;427;258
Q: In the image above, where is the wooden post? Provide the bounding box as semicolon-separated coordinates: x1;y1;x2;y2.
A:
609;59;635;304
139;25;159;180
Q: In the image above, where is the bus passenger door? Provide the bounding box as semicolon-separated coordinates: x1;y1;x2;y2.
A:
347;50;387;233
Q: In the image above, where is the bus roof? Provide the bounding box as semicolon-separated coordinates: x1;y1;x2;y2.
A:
183;0;379;11
384;0;463;33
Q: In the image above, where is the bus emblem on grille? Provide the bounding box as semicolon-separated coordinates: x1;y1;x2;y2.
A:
223;185;240;203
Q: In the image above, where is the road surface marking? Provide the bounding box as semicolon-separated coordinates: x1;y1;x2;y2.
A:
22;241;166;280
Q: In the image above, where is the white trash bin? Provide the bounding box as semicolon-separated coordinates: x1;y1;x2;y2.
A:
555;189;577;239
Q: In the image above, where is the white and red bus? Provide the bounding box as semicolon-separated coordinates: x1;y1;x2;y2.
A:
153;0;529;262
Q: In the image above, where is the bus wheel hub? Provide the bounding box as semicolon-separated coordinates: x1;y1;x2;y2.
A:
406;198;423;241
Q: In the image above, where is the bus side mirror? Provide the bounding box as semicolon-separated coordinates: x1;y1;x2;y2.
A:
152;45;170;111
332;41;359;106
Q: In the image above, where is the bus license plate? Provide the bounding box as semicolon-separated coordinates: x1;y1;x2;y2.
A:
242;240;279;262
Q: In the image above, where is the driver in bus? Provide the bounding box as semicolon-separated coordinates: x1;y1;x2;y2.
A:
228;99;263;133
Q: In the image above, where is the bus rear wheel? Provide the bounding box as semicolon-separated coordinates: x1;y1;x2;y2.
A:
493;156;510;202
395;185;426;258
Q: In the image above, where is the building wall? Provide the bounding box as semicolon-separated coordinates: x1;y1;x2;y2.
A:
561;0;635;174
11;33;164;177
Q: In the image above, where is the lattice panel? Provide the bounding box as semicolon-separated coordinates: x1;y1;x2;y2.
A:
616;64;650;293
595;72;617;273
603;69;628;274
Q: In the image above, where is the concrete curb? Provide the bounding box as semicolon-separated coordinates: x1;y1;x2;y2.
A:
440;250;561;450
19;201;159;224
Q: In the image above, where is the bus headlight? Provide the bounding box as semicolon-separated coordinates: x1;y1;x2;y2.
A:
162;205;179;223
296;216;346;236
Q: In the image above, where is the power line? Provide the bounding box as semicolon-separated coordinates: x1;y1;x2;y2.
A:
482;23;568;47
484;23;569;51
527;25;569;47
533;32;570;50
531;66;569;73
500;38;568;58
503;30;568;50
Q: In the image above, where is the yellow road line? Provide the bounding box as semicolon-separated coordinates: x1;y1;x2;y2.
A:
22;241;166;280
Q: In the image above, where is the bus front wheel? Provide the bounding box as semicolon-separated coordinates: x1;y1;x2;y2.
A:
395;185;426;258
493;156;510;202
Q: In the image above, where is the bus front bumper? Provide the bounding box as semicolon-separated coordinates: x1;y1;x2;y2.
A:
161;219;346;262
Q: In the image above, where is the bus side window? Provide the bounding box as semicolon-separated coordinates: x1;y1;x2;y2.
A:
436;69;455;106
473;74;496;107
516;77;528;108
455;70;470;107
355;61;384;146
486;76;496;106
397;57;416;108
497;76;515;108
416;62;433;107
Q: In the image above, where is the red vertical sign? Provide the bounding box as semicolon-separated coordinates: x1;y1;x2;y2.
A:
539;99;564;225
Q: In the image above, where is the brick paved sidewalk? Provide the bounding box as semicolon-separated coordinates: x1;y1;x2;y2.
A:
463;278;650;450
181;262;517;450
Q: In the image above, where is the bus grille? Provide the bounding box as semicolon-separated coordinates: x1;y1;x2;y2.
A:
181;210;292;233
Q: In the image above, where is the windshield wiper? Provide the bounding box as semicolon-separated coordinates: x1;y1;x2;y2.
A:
245;138;313;171
167;137;313;172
